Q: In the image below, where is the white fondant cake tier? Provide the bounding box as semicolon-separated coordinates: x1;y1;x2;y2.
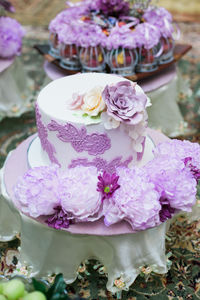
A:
36;73;148;171
27;134;155;169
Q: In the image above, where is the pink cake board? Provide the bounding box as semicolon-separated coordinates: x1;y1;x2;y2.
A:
3;129;169;236
0;57;15;73
43;61;177;94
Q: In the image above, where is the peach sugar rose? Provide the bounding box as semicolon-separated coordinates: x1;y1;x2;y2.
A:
81;86;106;116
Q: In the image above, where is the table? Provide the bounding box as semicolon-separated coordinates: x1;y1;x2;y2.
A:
43;61;188;137
0;57;34;121
0;129;170;294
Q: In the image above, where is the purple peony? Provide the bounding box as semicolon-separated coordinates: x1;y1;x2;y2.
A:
13;165;65;218
0;0;15;12
134;22;160;49
97;171;120;200
159;198;175;223
102;81;147;125
144;155;197;212
106;24;137;50
58;22;79;45
49;4;89;34
95;0;130;17
46;206;70;230
0;16;25;58
154;139;200;182
61;166;102;222
143;7;174;38
103;167;161;230
76;22;107;47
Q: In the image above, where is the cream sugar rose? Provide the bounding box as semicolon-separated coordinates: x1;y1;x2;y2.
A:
33;73;151;171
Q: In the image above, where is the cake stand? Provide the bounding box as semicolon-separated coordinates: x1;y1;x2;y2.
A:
0;57;34;121
0;128;172;294
43;61;187;137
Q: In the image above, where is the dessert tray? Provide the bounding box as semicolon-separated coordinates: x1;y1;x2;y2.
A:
34;43;192;81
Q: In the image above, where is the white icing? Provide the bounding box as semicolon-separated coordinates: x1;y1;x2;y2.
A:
28;135;155;169
37;73;146;125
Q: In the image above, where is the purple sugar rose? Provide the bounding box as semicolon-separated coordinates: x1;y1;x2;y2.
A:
0;16;25;58
102;81;147;125
13;165;65;218
144;155;197;212
97;171;120;200
95;0;130;17
103;167;161;230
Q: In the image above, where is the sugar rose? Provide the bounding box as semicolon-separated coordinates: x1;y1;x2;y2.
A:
102;81;147;125
81;86;106;116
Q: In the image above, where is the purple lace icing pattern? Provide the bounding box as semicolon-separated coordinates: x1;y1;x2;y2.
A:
35;104;60;166
47;120;111;156
68;156;133;174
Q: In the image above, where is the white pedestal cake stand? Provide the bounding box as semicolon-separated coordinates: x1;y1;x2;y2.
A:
0;57;34;120
0;129;170;294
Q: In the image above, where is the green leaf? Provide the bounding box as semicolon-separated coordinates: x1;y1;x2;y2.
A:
46;274;68;300
32;278;48;294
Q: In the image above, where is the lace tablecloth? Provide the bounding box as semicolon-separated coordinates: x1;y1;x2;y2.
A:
0;57;34;120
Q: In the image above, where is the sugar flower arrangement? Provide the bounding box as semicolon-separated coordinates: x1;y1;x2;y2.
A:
68;80;149;127
0;1;25;58
14;139;200;232
68;80;149;156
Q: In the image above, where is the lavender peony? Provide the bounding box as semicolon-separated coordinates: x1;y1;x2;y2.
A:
106;25;137;50
13;165;64;218
61;166;102;222
153;139;200;181
134;22;160;49
58;22;79;45
143;6;174;38
102;81;147;125
95;0;130;17
0;17;25;58
103;167;161;230
49;5;90;33
76;22;107;47
144;155;197;212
